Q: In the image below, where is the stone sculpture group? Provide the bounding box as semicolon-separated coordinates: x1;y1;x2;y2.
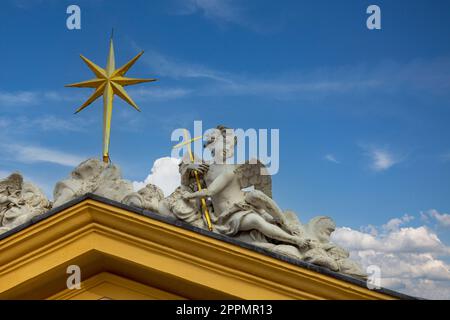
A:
0;126;366;280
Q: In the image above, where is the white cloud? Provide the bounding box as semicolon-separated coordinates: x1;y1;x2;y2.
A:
136;47;382;100
0;91;38;106
426;209;450;228
361;224;378;236
128;87;192;101
31;115;85;132
382;214;414;232
0;86;187;107
334;225;446;254
17;50;449;109
133;157;181;197
362;146;403;172
211;79;380;97
420;211;430;223
2;143;85;167
133;47;450;103
331;216;450;299
172;0;269;32
324;154;339;164
139;48;232;83
177;0;241;23
0;115;88;133
0;90;84;107
370;149;397;171
140;47;450;102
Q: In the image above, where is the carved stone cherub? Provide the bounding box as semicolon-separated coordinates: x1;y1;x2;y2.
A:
178;125;366;279
182;126;310;250
0;173;51;234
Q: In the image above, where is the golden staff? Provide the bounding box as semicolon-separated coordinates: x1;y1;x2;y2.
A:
173;129;213;231
66;34;156;163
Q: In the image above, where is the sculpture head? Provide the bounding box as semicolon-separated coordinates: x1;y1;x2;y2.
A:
308;216;336;244
165;186;202;222
124;183;164;212
204;125;237;162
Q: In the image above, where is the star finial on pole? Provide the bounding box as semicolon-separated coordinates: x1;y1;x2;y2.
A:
66;34;156;163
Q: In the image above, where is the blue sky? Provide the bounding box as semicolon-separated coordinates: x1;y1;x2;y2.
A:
1;0;450;298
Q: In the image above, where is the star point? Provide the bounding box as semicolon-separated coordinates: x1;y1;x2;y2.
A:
66;37;156;162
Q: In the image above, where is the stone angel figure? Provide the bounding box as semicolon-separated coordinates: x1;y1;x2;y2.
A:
182;125;310;250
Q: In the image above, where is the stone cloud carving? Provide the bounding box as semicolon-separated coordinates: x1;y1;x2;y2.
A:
53;158;134;208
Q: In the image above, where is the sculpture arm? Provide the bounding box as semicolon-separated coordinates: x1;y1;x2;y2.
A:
184;169;234;199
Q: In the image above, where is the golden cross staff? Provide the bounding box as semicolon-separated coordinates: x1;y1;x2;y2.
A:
66;33;156;163
173;129;213;231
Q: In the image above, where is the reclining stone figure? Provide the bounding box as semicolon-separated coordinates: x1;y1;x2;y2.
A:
182;126;310;250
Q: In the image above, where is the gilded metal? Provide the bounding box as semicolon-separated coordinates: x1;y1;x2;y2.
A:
66;36;156;163
173;130;213;231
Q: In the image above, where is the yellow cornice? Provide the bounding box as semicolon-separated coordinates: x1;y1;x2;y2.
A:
0;195;403;300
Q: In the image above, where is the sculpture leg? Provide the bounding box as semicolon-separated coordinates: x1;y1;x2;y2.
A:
240;213;308;249
245;190;286;224
303;248;340;272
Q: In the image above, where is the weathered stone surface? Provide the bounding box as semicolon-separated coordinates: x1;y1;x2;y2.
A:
0;173;51;234
53;158;134;208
